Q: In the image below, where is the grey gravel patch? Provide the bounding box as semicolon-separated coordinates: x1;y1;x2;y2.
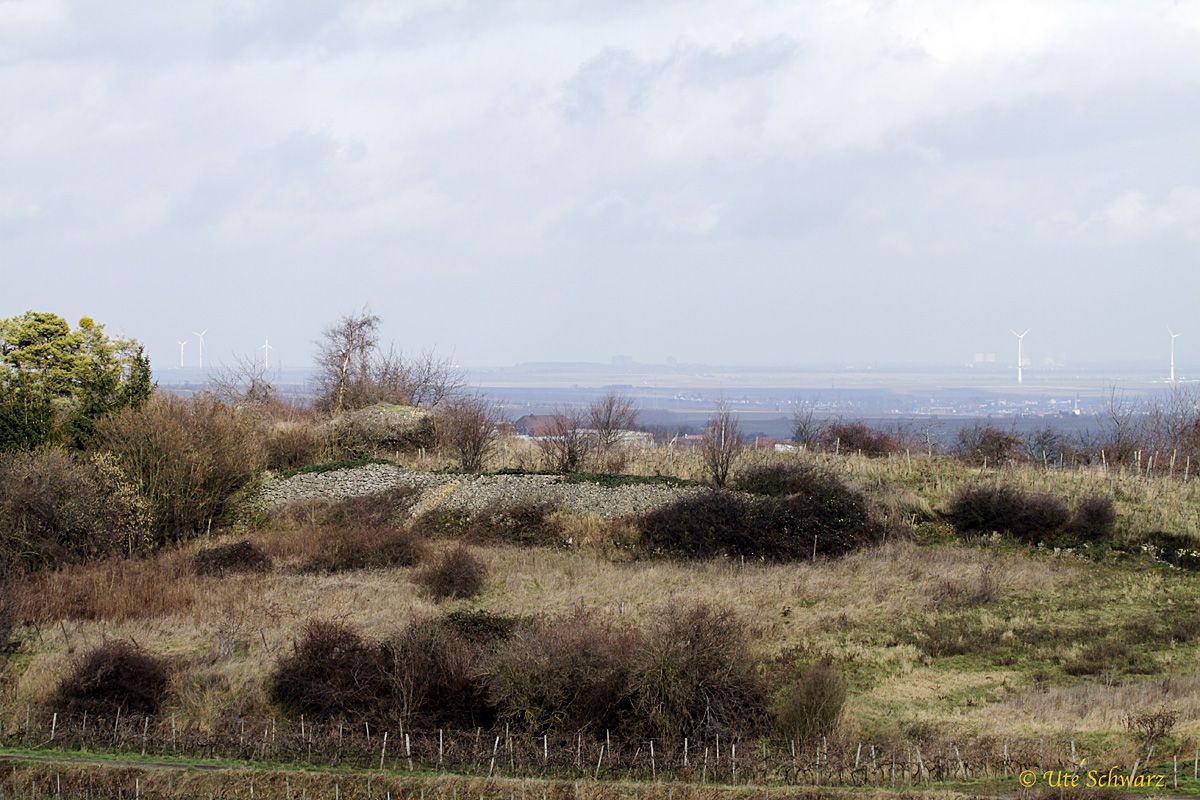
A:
260;464;702;518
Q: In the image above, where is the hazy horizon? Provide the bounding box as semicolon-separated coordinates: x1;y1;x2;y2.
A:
4;2;1198;371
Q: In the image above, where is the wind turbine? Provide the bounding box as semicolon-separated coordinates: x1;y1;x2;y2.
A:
176;339;188;369
1011;329;1029;385
261;337;273;370
192;329;208;369
1170;328;1181;383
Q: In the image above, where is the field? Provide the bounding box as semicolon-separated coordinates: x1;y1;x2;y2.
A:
3;438;1200;798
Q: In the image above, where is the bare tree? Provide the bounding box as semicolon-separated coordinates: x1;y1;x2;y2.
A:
437;395;502;472
208;354;278;409
790;406;823;448
536;409;593;473
700;402;743;487
588;392;639;452
314;309;381;413
314;310;464;413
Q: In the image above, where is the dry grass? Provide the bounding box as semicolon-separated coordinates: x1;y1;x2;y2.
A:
5;443;1200;746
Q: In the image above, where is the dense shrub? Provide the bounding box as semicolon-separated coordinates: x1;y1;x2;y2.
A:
387;617;494;727
822;422;900;457
772;660;847;742
324;404;436;459
192;540;272;576
463;500;565;547
639;483;876;561
1066;495;1117;541
627;604;766;738
0;450;151;572
263;424;323;471
301;525;427;573
442;609;523;644
417;546;487;600
94;396;264;543
318;486;421;529
55;641;169;715
488;613;634;734
947;485;1071;542
956;423;1023;465
270;620;391;718
736;463;838;497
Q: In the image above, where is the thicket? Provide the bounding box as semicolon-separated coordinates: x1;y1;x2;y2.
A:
641;466;879;560
948;485;1116;545
416;546;487;600
266;605;836;740
0;450;151;573
94;396;264;544
298;487;430;573
55;641;169;715
192;540;272;576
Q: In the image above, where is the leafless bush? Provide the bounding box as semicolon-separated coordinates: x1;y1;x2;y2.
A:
208;354;277;409
791;407;824;447
387;617;493;727
300;525;427;574
700;402;743;487
627;604;765;738
535;409;593;473
56;641;169;715
192;540;272;576
822;422;900;456
270;620;392;719
314;310;462;413
94;395;264;544
487;611;634;734
417;546;487;600
263;423;323;471
437;395;502;472
956;422;1023;465
1124;707;1177;749
0;450;151;571
588;392;639;453
772;659;847;742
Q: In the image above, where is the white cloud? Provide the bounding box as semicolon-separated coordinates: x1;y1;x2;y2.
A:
1096;186;1200;240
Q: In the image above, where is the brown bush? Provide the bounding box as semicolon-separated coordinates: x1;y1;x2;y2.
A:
822;422;900;456
263;424;323;471
192;540;272;576
0;450;151;572
317;486;421;529
956;423;1023;465
488;612;634;734
772;659;847;742
436;396;502;472
55;641;169;715
947;485;1071;542
94;395;265;544
627;604;765;738
269;620;391;719
417;500;566;547
417;546;487;600
386;617;494;727
639;485;877;561
300;525;427;573
1066;495;1117;541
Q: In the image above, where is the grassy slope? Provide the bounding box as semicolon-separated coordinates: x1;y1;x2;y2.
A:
5;449;1200;784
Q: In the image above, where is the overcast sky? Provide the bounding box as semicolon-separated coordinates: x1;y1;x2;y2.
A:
2;1;1198;371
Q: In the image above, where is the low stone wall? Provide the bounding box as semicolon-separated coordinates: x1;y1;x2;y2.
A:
259;464;702;519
